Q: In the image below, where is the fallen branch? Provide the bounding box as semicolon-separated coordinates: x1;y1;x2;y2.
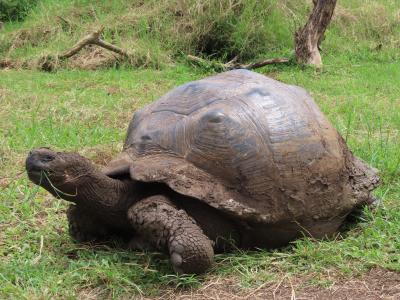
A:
95;39;128;57
33;26;129;71
234;57;290;69
187;54;209;65
59;26;128;59
187;55;289;71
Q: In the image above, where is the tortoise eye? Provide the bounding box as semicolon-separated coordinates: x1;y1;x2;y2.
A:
41;155;55;162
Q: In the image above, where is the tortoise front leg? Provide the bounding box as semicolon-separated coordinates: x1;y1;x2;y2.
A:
67;205;112;243
127;195;214;274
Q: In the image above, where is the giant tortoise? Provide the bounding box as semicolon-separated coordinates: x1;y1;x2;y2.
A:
26;69;379;274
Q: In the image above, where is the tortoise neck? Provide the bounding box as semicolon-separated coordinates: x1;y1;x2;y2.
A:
64;171;138;212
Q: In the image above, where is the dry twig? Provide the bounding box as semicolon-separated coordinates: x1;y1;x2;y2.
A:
33;26;129;71
59;27;128;59
187;55;289;71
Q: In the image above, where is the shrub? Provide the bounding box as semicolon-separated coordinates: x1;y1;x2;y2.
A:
0;0;38;22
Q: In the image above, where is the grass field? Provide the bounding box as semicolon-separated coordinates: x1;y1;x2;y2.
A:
1;0;399;299
1;58;399;298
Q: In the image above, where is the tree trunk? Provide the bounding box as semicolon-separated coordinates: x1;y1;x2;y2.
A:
295;0;337;67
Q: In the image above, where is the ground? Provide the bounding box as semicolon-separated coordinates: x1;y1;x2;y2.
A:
1;53;399;298
166;268;400;299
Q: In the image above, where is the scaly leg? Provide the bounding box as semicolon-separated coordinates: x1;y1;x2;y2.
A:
127;195;214;274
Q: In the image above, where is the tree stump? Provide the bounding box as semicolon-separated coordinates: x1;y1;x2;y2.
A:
295;0;337;67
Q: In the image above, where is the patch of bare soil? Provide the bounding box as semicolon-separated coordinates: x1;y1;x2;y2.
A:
155;268;399;300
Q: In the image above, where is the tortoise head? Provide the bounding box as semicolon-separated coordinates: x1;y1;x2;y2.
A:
26;148;97;200
26;148;137;210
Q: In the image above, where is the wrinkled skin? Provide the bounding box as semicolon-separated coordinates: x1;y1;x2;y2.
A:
26;148;216;274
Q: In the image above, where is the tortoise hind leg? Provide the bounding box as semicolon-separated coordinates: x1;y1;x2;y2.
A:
127;195;214;274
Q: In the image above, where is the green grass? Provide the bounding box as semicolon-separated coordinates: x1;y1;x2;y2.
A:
1;53;399;298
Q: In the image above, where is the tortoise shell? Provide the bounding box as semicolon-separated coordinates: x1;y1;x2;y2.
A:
105;69;378;227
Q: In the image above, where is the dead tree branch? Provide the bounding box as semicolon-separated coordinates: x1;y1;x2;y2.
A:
95;39;128;57
58;27;128;59
59;27;104;59
33;26;129;71
187;55;289;71
233;58;290;69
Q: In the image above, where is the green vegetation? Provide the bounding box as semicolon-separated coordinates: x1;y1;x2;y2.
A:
0;0;38;22
0;0;399;69
0;0;399;298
